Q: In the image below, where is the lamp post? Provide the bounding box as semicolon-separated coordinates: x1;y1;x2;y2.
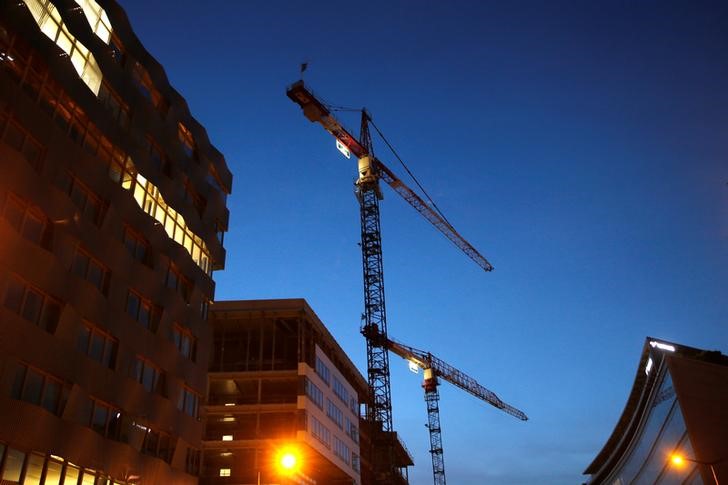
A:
670;453;720;485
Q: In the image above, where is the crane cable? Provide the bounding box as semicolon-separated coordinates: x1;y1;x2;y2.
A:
367;117;455;230
322;100;455;229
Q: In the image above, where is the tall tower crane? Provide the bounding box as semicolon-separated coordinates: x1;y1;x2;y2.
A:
286;81;494;483
385;337;528;485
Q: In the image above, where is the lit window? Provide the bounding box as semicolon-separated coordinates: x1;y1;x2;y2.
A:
219;468;231;477
112;165;213;274
22;0;102;94
221;435;233;442
74;0;113;44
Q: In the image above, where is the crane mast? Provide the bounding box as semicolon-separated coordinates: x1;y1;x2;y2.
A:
386;337;528;485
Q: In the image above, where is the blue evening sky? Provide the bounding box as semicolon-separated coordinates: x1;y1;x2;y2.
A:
120;1;727;483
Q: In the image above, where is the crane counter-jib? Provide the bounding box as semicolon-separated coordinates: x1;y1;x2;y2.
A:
286;81;368;159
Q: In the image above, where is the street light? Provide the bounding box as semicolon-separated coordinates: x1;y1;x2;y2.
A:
670;452;720;485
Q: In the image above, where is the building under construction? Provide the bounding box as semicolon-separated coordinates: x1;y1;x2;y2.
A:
202;299;413;485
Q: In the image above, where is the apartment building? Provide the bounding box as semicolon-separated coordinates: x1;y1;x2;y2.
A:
204;300;370;485
0;0;231;483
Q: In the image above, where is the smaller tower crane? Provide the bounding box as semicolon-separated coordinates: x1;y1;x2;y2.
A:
385;337;528;485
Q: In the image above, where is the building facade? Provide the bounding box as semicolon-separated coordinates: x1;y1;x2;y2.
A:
0;0;231;483
203;299;373;485
584;337;728;484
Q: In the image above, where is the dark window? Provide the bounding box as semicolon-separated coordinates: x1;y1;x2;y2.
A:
133;357;164;395
2;194;51;248
0;118;44;170
126;290;160;332
122;226;151;265
71;247;110;295
59;173;106;226
172;325;197;361
184;181;206;217
109;34;125;64
177;386;199;418
11;362;68;416
86;399;119;438
177;122;196;158
3;275;61;332
98;82;130;129
186;448;201;475
77;322;117;369
166;265;192;303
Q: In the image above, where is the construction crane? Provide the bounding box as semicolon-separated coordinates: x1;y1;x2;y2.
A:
386;337;528;485
286;81;494;483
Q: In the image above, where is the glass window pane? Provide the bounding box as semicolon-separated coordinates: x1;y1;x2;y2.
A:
70;185;87;210
107;410;121;439
77;325;91;353
21;452;44;485
4;277;25;313
126;293;140;319
87;261;104;290
11;363;26;399
21;212;44;244
44;460;63;485
42;378;60;414
142;365;155;392
21;288;43;323
138;303;150;328
39;300;61;333
91;403;108;434
102;340;117;369
172;328;181;349
181;335;190;358
63;465;80;485
133;359;143;383
4;198;25;231
72;251;89;278
4;122;24;150
22;368;44;405
1;448;25;481
21;139;42;166
89;332;104;362
80;471;96;485
185;393;196;417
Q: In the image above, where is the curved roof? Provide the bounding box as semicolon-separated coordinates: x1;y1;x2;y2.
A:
584;337;728;482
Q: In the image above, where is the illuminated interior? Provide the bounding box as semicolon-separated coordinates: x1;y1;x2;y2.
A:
74;0;112;44
109;159;212;274
22;0;103;95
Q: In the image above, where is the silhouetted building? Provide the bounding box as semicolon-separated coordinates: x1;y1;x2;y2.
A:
584;337;728;484
204;299;392;485
0;0;231;483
